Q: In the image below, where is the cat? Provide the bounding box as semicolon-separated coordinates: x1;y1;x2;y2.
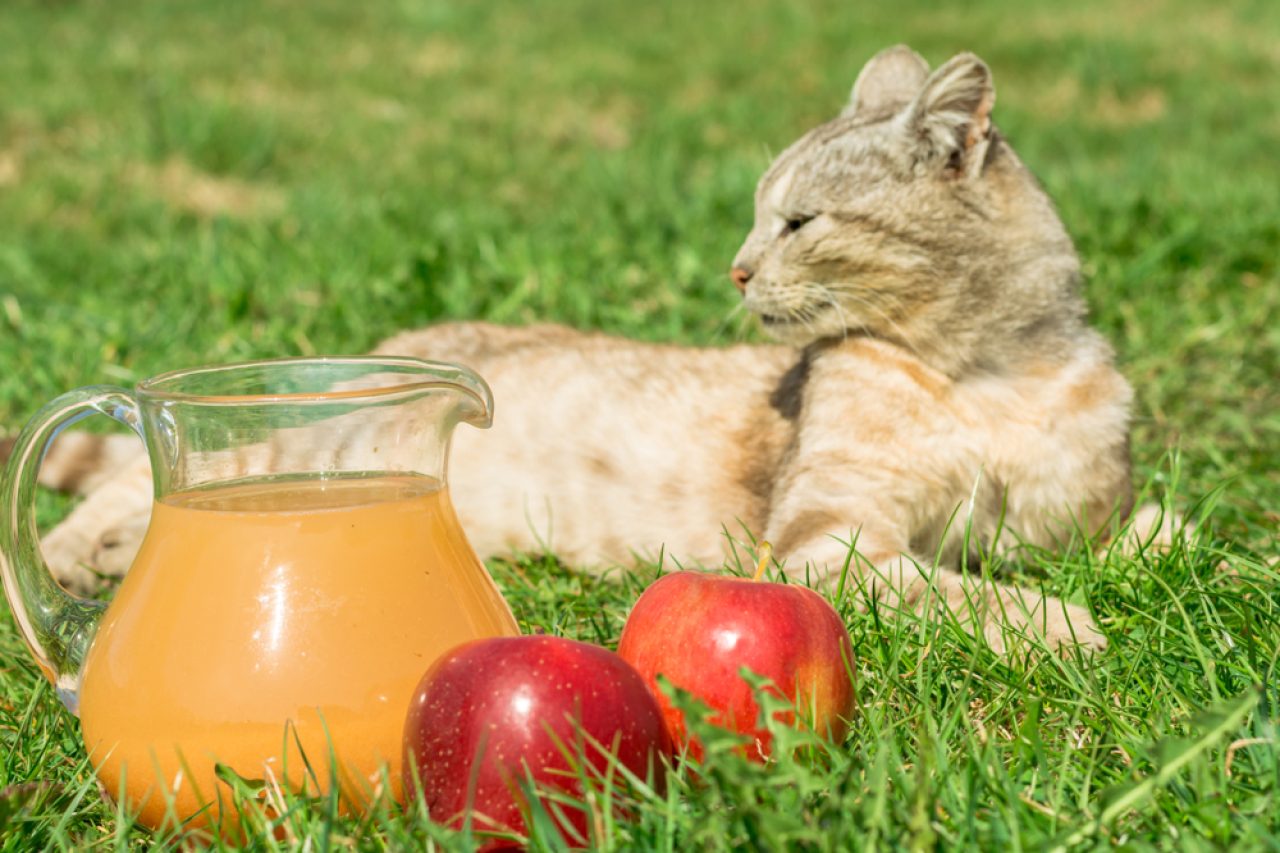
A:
11;46;1160;652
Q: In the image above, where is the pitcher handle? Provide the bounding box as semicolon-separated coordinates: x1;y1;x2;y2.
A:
1;386;143;714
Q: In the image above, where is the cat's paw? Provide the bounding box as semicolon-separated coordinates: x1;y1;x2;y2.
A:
40;515;143;596
41;526;106;596
988;596;1107;654
91;517;148;581
1039;600;1107;653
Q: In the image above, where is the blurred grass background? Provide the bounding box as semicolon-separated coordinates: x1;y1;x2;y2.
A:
0;0;1277;847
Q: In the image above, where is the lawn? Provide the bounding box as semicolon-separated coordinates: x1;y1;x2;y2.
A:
1;0;1277;848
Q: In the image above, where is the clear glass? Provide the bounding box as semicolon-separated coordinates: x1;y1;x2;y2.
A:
0;357;519;831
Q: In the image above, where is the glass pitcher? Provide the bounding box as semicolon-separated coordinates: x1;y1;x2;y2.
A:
0;357;520;831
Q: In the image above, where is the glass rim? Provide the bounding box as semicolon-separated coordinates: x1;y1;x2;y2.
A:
135;355;486;407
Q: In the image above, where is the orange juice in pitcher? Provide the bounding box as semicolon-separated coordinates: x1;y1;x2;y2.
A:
1;358;519;832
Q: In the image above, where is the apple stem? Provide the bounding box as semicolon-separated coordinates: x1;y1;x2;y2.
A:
753;542;773;582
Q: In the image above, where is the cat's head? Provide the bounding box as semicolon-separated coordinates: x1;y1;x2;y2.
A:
732;46;1084;375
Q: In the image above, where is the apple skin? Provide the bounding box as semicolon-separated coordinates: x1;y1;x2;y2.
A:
617;571;855;761
402;635;671;850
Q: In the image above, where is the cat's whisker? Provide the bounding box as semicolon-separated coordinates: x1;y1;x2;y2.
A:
828;299;854;340
710;301;750;344
791;301;821;339
732;305;756;343
827;284;923;359
796;295;828;327
808;283;853;341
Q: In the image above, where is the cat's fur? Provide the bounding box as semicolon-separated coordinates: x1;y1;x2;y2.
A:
12;47;1152;651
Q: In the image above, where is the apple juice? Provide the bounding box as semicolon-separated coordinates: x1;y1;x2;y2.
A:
77;473;519;830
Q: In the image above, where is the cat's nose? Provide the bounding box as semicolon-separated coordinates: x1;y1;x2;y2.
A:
730;266;753;293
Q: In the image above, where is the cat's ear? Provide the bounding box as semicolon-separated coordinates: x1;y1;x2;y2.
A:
903;52;996;177
845;44;930;118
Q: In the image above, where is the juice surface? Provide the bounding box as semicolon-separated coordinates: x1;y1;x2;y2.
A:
77;474;519;830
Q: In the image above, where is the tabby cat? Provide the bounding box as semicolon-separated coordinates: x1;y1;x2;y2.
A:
16;46;1156;651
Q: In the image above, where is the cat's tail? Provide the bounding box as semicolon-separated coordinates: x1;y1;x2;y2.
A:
0;431;142;495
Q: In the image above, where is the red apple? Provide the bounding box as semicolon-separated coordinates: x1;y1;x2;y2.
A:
617;550;855;761
402;635;671;850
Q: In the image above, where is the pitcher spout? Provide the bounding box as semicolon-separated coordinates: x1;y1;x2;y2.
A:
431;362;494;431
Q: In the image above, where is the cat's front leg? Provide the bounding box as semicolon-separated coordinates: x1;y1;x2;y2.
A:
41;454;152;594
770;516;1105;653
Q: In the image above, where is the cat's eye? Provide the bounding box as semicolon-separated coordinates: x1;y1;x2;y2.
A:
784;215;815;234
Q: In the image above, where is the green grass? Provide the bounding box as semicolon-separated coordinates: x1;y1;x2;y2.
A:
1;0;1278;848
